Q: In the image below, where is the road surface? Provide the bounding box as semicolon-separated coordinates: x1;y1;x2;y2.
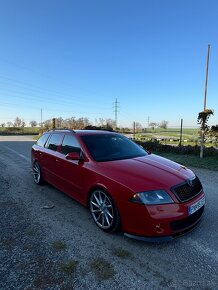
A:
0;136;217;289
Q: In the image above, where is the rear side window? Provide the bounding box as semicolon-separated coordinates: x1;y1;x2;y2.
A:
37;133;50;147
61;134;81;155
45;133;63;151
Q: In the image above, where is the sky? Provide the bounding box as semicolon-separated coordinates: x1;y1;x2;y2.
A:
0;0;217;128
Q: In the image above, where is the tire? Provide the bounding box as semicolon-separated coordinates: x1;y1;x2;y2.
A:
89;189;120;233
32;161;44;185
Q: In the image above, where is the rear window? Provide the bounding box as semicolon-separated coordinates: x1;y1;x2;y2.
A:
36;133;50;147
45;133;63;151
61;134;81;155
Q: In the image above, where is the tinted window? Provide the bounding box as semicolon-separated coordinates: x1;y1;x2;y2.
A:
45;133;63;151
81;134;147;162
37;133;50;147
61;134;80;155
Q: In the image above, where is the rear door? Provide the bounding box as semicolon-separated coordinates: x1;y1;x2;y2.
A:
32;133;50;166
42;133;64;188
57;134;87;201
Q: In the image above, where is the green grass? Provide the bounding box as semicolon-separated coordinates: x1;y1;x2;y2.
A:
157;152;218;171
51;240;67;251
111;247;132;259
60;260;78;274
144;128;199;134
89;258;115;280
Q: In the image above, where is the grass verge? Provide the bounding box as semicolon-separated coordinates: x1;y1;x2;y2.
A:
157;152;218;171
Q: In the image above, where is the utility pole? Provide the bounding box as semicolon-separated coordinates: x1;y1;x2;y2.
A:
147;116;150;129
204;44;211;111
52;118;56;129
133;121;136;140
200;44;211;159
41;108;42;128
179;118;183;147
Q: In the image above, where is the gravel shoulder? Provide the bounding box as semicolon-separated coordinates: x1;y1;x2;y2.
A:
0;139;217;290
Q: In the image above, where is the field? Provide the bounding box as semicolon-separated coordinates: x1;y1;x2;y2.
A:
136;128;218;147
157;152;218;171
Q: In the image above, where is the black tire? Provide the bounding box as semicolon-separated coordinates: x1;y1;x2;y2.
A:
89;189;120;233
32;161;44;185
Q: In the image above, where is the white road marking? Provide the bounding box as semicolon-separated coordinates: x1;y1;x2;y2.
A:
1;144;31;162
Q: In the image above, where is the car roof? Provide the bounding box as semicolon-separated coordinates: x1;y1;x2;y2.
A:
47;129;117;136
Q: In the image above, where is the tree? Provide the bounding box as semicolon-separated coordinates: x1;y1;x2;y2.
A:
30;120;37;127
7;121;13;127
0;123;5;128
21;121;26;127
149;122;158;130
14;117;25;128
135;122;142;133
197;109;214;158
43;119;52;129
56;117;64;128
159;120;168;129
210;125;218;135
105;118;116;129
94;118;115;130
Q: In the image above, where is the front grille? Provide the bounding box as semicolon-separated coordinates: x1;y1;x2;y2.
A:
171;176;203;202
170;206;204;232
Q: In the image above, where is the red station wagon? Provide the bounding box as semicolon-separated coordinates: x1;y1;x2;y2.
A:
31;130;205;242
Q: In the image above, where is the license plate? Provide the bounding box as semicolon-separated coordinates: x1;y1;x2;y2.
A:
188;196;205;216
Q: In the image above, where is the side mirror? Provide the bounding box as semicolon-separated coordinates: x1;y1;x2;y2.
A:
66;152;81;160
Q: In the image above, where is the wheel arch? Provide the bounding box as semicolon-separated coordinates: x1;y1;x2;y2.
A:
86;184;109;209
87;185;122;232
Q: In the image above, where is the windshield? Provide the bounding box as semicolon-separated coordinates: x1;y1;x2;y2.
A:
81;134;147;162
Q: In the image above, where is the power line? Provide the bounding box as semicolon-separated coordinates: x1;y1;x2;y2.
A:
0;75;112;109
0;90;111;112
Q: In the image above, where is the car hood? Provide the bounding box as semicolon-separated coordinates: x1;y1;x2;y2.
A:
96;154;195;192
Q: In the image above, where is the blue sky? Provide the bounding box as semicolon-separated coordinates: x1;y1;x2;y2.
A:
0;0;217;128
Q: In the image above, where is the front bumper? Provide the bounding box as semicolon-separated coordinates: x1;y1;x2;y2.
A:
124;205;204;242
121;192;205;239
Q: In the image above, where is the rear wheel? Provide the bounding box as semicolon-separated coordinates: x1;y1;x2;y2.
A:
89;189;120;232
33;161;44;185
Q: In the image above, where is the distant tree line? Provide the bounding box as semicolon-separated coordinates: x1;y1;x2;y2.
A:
148;120;168;130
0;116;217;138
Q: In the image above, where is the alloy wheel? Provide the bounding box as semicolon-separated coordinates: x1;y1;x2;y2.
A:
90;190;114;230
33;162;41;184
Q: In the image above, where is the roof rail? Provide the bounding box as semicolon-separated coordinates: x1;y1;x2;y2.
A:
48;129;76;133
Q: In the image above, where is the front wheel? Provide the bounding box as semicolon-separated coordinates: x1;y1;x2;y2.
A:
89;189;120;232
33;161;44;185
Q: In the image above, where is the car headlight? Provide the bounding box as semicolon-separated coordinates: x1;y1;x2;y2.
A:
129;190;174;205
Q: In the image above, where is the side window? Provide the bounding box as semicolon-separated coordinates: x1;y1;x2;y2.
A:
45;134;63;151
37;133;50;147
61;134;81;155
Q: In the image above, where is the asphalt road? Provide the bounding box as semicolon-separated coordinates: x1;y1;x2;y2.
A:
0;136;217;290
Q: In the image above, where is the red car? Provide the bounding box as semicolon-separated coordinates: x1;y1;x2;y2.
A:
31;130;205;242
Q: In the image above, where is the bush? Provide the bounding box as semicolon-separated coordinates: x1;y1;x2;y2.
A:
136;140;218;157
0;127;39;135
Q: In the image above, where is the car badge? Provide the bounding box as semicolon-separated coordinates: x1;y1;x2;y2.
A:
188;179;194;187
